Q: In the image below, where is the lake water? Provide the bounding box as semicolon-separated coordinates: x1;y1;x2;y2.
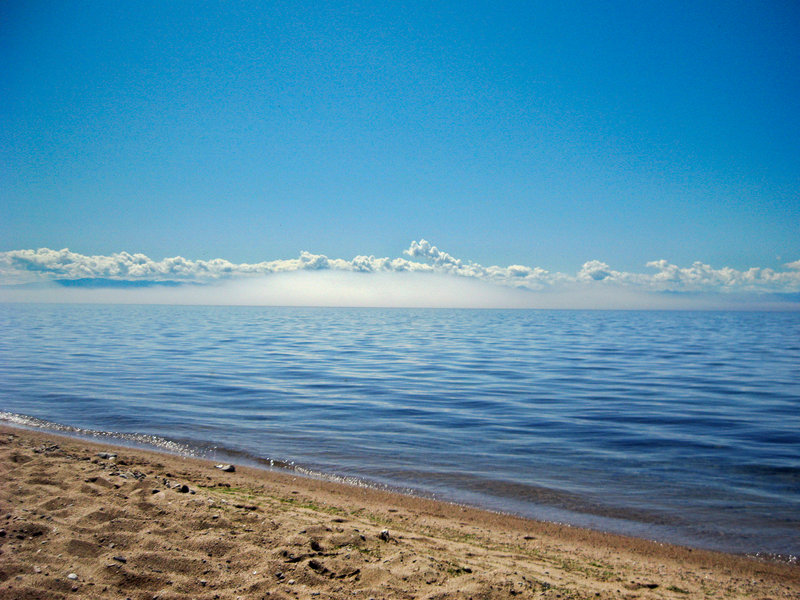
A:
1;304;798;558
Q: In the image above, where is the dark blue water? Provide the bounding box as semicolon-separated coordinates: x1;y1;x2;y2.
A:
1;304;798;558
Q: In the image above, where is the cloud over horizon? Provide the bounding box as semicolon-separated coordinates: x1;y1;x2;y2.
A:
1;241;799;309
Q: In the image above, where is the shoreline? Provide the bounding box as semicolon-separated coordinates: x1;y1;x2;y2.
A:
2;424;797;599
3;412;797;561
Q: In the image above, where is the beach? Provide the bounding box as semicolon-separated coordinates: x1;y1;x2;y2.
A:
1;425;797;600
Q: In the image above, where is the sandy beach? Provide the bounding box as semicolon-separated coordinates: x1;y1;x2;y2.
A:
1;425;797;600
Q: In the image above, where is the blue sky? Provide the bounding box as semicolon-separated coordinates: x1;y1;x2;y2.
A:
2;1;799;306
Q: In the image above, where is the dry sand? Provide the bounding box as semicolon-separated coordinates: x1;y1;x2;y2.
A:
1;425;797;600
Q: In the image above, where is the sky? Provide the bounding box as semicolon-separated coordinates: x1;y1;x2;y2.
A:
2;1;799;308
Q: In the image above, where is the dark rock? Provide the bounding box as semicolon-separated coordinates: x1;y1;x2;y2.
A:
96;452;116;460
378;529;390;541
307;559;328;574
113;556;127;563
35;443;60;454
176;484;190;493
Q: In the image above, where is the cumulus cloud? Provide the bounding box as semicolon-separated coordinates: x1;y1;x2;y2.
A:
578;260;617;282
404;239;463;268
1;241;799;308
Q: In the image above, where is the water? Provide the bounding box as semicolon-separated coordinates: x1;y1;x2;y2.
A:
1;304;798;558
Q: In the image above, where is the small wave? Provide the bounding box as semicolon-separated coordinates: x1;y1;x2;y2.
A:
748;552;798;566
0;411;198;456
0;411;408;495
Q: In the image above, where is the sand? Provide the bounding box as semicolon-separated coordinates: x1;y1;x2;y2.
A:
1;425;797;600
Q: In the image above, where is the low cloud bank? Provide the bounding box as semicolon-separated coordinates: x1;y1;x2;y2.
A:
1;241;799;309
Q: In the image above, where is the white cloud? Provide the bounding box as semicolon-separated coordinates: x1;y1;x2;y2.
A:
403;239;463;269
2;241;799;308
642;259;800;291
578;260;617;282
783;259;800;270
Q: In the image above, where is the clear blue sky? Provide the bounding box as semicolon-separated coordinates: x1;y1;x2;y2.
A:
2;0;799;274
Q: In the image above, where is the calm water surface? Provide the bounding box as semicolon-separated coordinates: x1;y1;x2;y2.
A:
1;304;798;557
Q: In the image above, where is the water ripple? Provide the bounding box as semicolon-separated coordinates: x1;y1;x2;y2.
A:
0;305;798;556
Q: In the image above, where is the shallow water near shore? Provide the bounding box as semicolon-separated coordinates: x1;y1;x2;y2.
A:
1;304;798;558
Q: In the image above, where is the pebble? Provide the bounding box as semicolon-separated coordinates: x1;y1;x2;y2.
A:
96;452;117;460
113;556;127;563
67;573;78;580
379;529;390;541
215;464;235;472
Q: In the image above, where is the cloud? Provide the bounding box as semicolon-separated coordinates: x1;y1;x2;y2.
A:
404;239;463;268
578;260;617;282
1;241;799;308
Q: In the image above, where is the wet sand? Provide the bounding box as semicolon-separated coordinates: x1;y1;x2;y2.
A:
1;425;797;599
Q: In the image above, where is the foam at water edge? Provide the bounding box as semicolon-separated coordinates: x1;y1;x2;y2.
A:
0;411;197;457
